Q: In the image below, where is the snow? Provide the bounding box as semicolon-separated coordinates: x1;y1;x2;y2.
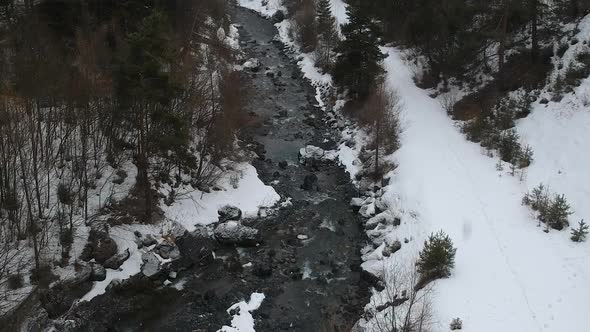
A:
162;163;280;231
330;0;349;32
81;224;158;302
237;0;285;17
362;46;590;332
219;292;265;332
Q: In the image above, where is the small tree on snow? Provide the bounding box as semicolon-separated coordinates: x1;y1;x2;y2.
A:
417;231;457;280
571;220;589;242
546;194;572;230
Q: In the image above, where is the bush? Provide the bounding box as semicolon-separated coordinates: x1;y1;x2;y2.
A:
57;183;74;205
8;274;24;290
417;230;457;279
571;220;589;242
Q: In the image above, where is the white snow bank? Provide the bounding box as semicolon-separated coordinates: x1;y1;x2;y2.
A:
219;292;265;332
162;163;280;231
369;47;590;332
237;0;285;17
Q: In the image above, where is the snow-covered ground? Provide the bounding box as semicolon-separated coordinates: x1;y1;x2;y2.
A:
161;164;280;231
362;46;590;332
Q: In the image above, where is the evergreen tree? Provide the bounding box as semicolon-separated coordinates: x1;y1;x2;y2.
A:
571;220;589;242
417;230;457;279
333;0;384;100
546;194;572;230
315;0;339;70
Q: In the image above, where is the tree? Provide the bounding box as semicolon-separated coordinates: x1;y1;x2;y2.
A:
293;0;317;52
571;220;589;242
315;0;339;70
333;0;384;100
416;230;457;281
361;84;401;181
546;194;572;230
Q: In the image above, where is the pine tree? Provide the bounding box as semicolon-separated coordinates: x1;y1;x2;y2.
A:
417;230;457;279
546;194;572;230
333;0;384;100
315;0;339;70
571;220;589;242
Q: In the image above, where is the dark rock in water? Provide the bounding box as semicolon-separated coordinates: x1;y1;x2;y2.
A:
539;98;549;104
273;171;281;178
90;263;107;281
265;70;275;78
214;221;261;246
155;242;180;260
271;10;285;23
141;252;161;277
278;160;288;169
175;229;216;268
134;230;142;238
360;269;384;291
218;205;242;222
301;173;318;191
253;260;273;278
104;248;130;269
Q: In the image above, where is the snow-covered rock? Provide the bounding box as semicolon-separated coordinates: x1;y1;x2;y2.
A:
103;248;130;270
141;252;161;277
214;221;261;246
218;205;243;222
243;58;261;72
154;242;180;260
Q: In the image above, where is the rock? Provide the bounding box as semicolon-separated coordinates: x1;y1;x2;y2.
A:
176;229;216;267
243;58;261;72
141;233;158;247
278;160;288;169
62;263;92;286
80;227;118;264
299;145;325;161
253;260;273;278
393;217;401;226
214;221;261;246
271;10;285;23
134;230;142;238
374;198;389;213
359;204;375;218
350;197;364;212
155;242;180;260
106;278;122;292
297;234;308;240
218;205;242;222
141;252;161;277
169;271;177;279
265;70;274;78
89;263;106;281
382;241;402;257
167;221;188;240
539;98;549;104
301;174;318;191
104;248;130;269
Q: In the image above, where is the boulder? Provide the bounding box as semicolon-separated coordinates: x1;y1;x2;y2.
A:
104;248;130;269
243;58;261;72
176;229;216;267
218;205;242;222
271;10;285;23
89;263;106;281
141;252;161;277
359;204;375;218
214;221;261;246
382;241;402;257
141;234;158;248
155;242;180;260
253;260;273;278
278;160;288;169
301;174;318;191
106;278;122;292
350;197;364;212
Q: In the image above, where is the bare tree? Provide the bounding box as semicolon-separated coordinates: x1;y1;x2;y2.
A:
367;261;433;332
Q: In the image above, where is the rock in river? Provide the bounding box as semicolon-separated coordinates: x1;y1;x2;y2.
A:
214;221;261;246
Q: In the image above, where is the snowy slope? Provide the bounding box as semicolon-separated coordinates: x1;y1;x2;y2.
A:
372;47;590;332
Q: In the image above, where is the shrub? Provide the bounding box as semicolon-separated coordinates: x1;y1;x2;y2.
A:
571;220;589;242
8;274;24;290
417;230;457;279
450;317;463;330
498;129;521;163
57;183;74;205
